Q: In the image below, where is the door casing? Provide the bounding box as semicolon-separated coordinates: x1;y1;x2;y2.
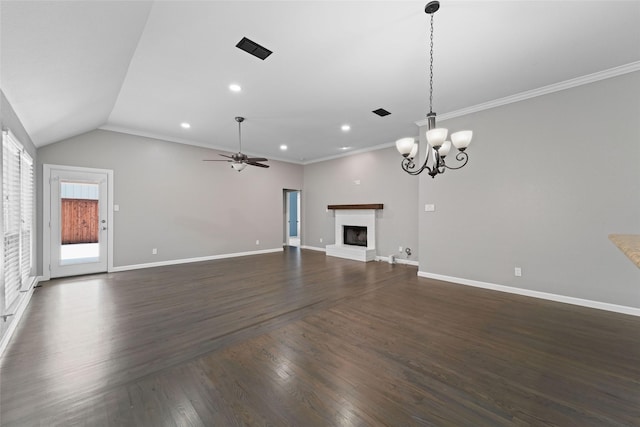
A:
43;164;114;280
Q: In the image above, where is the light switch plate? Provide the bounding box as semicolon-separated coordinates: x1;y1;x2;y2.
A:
424;204;435;212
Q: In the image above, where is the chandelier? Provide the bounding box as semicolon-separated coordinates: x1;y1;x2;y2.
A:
396;1;473;178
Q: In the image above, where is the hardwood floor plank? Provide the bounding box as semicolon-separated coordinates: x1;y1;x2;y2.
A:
1;248;638;426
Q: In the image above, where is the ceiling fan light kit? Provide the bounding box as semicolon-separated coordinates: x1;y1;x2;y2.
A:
203;116;270;171
396;1;473;178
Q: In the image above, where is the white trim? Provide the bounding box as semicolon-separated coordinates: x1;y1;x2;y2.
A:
303;141;400;165
97;126;299;165
0;276;41;359
416;61;640;127
376;256;419;266
89;63;639;167
417;271;640;317
110;248;284;272
301;245;326;252
99;125;404;167
42;164;114;281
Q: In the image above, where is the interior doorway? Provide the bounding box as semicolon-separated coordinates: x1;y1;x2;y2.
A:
43;165;114;279
283;189;301;247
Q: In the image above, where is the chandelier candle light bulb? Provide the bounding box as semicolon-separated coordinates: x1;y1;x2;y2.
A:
437;140;451;158
426;128;448;149
395;1;474;178
409;142;419;159
451;131;473;150
395;137;416;157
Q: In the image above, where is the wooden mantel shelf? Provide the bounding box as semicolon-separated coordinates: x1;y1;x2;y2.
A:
609;234;640;269
327;204;383;210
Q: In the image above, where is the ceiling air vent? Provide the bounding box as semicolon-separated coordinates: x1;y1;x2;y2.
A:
372;108;391;117
236;37;273;60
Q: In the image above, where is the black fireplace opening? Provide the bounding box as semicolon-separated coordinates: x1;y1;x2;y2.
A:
343;225;367;247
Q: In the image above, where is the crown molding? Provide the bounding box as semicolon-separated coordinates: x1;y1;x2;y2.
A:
97;125;303;165
416;61;640;127
303;140;409;165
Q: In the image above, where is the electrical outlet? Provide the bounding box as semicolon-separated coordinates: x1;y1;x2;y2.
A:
399;246;403;253
320;237;323;243
152;248;157;255
424;204;435;212
514;267;522;277
256;240;260;245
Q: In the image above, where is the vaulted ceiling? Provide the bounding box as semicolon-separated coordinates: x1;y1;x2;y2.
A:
2;1;639;163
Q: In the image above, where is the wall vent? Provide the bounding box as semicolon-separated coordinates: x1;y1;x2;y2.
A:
372;108;391;117
236;37;273;60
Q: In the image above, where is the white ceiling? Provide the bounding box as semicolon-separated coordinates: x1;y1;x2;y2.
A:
2;1;639;163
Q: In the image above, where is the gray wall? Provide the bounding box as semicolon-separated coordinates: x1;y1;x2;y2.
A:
37;130;303;272
1;90;36;158
418;71;640;308
303;147;419;262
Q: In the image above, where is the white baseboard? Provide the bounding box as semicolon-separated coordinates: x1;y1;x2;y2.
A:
376;256;419;266
111;248;284;273
417;271;640;317
0;276;41;358
300;245;326;252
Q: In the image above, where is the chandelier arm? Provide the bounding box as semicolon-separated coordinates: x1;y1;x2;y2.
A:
401;158;433;176
442;151;469;170
401;145;437;176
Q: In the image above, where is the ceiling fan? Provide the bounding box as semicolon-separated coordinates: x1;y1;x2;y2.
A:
203;117;269;171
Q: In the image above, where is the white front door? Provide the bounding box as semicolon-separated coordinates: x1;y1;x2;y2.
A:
46;166;111;278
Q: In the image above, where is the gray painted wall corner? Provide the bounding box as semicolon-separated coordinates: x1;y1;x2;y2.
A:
418;71;640;308
37;129;304;272
302;147;419;262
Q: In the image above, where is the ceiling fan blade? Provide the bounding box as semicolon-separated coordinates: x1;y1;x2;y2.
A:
245;157;268;162
247;162;270;168
203;159;232;162
219;153;234;159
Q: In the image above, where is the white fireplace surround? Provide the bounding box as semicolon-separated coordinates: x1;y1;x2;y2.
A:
326;209;377;262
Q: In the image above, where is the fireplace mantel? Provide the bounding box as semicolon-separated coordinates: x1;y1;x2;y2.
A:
327;204;383;210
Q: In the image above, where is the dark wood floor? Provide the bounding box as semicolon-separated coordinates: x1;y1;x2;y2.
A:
1;248;639;426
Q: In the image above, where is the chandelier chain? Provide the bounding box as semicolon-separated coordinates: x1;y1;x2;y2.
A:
429;13;434;114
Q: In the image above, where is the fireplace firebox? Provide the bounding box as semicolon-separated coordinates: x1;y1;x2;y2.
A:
343;225;367;247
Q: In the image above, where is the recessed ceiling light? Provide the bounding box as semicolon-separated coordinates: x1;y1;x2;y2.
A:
181;122;191;129
341;146;351;151
341;124;351;132
229;84;242;92
280;145;288;151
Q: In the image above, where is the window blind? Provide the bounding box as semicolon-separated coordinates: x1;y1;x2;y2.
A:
2;130;34;312
20;152;34;285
